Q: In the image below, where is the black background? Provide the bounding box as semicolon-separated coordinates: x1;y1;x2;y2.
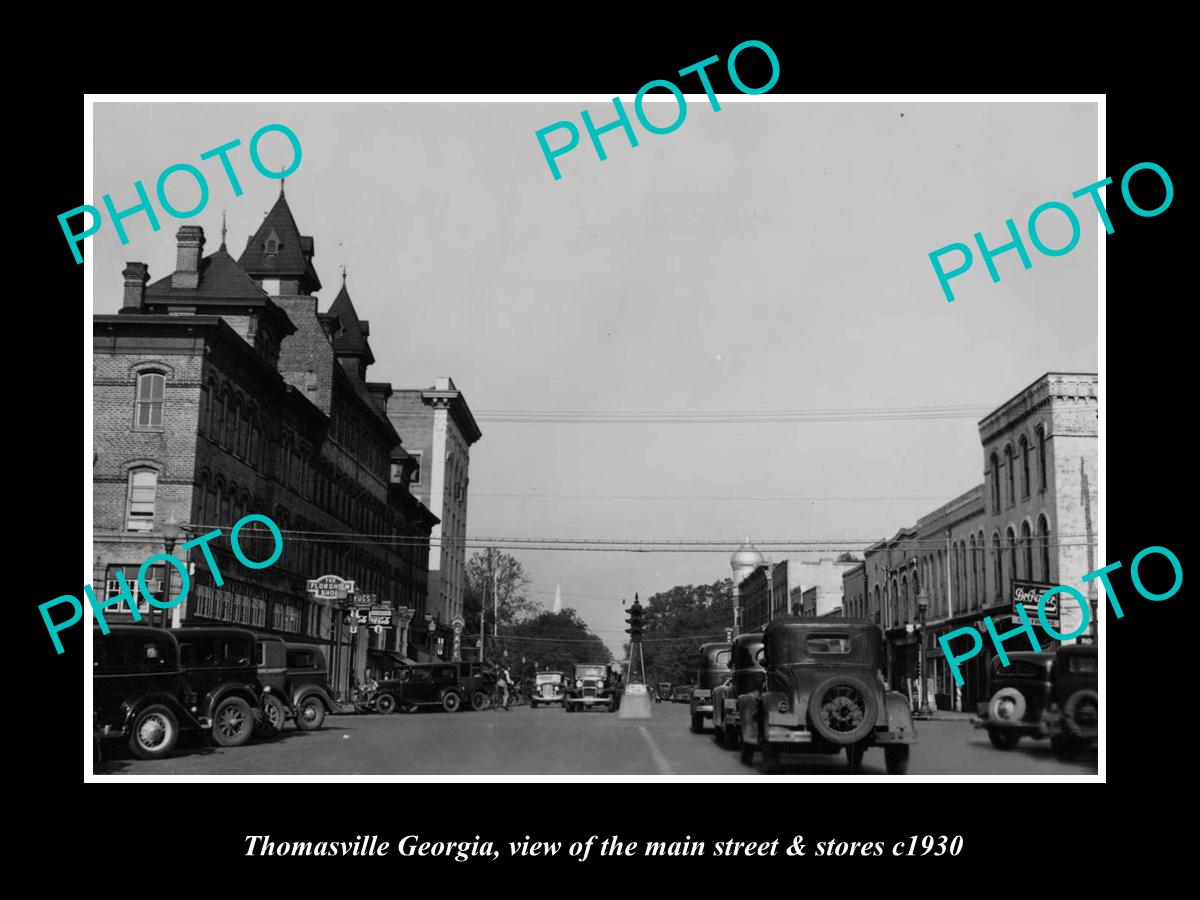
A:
23;25;1183;885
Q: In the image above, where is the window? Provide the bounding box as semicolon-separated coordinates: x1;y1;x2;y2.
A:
968;535;977;610
411;452;422;485
1038;515;1051;581
126;468;158;530
1036;425;1048;492
992;532;1002;603
977;531;987;607
1007;527;1018;584
1021;521;1034;581
134;372;165;428
264;229;281;255
1004;445;1015;507
805;634;851;654
199;379;212;434
1019;436;1031;499
990;453;1001;513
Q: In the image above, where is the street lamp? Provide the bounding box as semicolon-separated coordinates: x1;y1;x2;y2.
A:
916;590;932;718
160;514;185;629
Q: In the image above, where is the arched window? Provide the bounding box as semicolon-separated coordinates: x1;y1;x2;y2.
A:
1004;445;1015;507
968;535;977;610
135;372;165;428
216;388;229;446
126;467;158;530
199;378;213;435
1036;425;1048;492
1037;515;1051;581
1021;521;1034;581
992;532;1003;603
977;530;987;607
990;453;1001;513
1019;436;1031;499
873;584;881;620
912;571;921;618
1007;526;1018;584
900;576;909;624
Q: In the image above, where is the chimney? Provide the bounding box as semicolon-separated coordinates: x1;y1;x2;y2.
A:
172;225;205;289
122;262;149;310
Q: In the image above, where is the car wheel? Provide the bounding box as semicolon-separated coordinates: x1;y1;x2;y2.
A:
808;675;878;745
471;690;490;711
128;704;179;760
1062;689;1099;738
295;696;326;731
442;691;462;713
987;687;1026;724
885;744;910;775
846;743;865;774
1051;733;1083;761
987;726;1020;750
690;713;704;734
375;693;397;715
258;694;287;737
211;697;254;747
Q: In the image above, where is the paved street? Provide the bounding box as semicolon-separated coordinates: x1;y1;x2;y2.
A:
98;700;1098;776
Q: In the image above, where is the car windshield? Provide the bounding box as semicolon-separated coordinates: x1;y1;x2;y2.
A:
1069;656;1097;674
536;673;563;684
577;666;606;679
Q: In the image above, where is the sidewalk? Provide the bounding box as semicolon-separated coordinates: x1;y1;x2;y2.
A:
913;709;975;723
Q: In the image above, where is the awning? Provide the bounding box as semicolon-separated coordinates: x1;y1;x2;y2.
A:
370;649;416;666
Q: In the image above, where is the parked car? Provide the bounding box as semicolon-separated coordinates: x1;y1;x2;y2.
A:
564;664;619;712
94;625;195;760
712;633;763;747
284;642;337;730
251;631;292;736
689;642;733;733
972;651;1056;749
672;684;692;703
455;660;496;711
738;617;915;774
172;626;265;748
531;671;566;708
373;663;463;713
657;682;673;701
1044;644;1098;760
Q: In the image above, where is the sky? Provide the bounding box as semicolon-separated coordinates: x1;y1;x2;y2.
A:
92;100;1099;657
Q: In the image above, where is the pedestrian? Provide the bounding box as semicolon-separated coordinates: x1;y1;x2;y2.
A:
497;663;513;711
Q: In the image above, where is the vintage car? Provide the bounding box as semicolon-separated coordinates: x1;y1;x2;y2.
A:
657;682;673;701
738;618;915;774
455;660;497;711
373;662;463;713
672;684;692;703
251;631;292;736
284;642;337;730
564;664;619;712
172;626;265;748
1044;644;1098;760
973;651;1056;749
712;633;763;747
94;625;196;760
689;642;733;733
531;671;566;708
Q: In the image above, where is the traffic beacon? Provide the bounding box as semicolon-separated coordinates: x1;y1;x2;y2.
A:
619;593;653;719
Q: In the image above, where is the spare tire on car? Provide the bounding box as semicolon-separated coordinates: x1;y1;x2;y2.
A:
808;675;878;745
988;686;1026;723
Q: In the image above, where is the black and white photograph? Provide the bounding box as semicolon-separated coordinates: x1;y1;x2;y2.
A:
79;94;1106;780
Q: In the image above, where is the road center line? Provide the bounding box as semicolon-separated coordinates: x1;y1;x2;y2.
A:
638;726;675;776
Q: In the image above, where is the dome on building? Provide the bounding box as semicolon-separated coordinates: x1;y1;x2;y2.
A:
730;539;765;570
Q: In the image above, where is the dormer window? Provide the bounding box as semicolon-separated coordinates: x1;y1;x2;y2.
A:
264;229;281;255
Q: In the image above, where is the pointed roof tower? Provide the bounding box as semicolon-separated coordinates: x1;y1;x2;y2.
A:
238;187;322;294
327;273;376;380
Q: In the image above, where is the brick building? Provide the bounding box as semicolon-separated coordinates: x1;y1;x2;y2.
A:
92;192;439;697
385;378;482;659
854;372;1098;712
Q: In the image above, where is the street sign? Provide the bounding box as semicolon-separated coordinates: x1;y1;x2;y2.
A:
367;611;392;626
307;575;356;601
1012;580;1059;627
357;593;377;605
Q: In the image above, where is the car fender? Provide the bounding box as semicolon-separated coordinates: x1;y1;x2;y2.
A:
203;683;261;719
294;686;335;712
119;692;197;733
739;695;761;746
885;690;916;733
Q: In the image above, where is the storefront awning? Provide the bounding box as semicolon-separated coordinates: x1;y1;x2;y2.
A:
370;649;416;666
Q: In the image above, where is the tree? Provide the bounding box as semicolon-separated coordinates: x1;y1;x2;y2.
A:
462;549;541;656
496;609;612;679
638;579;733;686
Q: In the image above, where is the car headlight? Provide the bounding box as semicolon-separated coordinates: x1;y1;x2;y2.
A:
576;679;583;688
263;685;271;693
777;700;789;714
